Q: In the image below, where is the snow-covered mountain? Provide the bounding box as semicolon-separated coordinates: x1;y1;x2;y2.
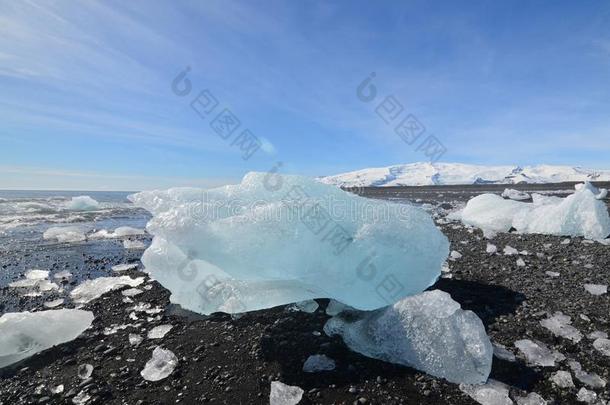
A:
320;163;610;187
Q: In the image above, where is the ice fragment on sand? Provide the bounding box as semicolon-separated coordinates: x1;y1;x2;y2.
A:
593;338;610;356
459;379;513;405
550;370;574;388
576;387;597;404
91;226;145;239
450;250;462;260
486;244;497;254
325;299;349;316
568;360;606;388
66;196;99;211
141;347;178;381
514;339;565;367
130;173;449;314
53;270;72;279
504;246;519;255
288;300;319;313
50;384;64;394
77;364;93;379
44;298;64;308
269;381;304;405
545;271;560;278
324;290;492;384
147;325;173;339
302;354;335;372
43;226;87;243
72;390;91;405
0;309;93;368
588;331;607;340
460;182;610;239
493;343;516;362
129;334;143;346
540;312;582;342
515;392;547;405
112;263;139;272
123;240;146;250
122;288;143;297
70;276;144;304
502;188;531;201
516;258;526;267
584;284;607;296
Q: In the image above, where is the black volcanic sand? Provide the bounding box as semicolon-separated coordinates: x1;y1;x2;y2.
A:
0;187;609;405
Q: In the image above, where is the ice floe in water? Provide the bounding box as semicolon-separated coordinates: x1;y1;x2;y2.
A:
459;379;512;405
140;347;178;381
130;173;449;314
324;290;492;384
514;339;565;367
269;381;304;405
302;354;336;372
459;182;610;239
43;226;87;243
539;312;582;342
70;276;144;304
66;196;99;211
0;309;93;368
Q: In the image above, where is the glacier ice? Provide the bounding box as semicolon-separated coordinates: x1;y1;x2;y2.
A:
460;182;610;239
514;339;564;367
459;379;512;405
130;173;449;314
43;226;87;243
269;381;304;405
302;354;336;372
66;196;99;211
323;290;492;384
0;309;93;368
502;188;531;201
140;347;178;381
539;312;582;342
70;276;145;304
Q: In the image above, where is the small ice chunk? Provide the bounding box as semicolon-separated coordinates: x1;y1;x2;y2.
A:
0;309;94;368
269;381;304;405
325;299;349;316
324;290;492;384
44;298;65;308
540;312;582;342
66;196;99;211
43;226;87;243
25;270;49;280
77;364;93;379
147;325;173;339
515;392;547;405
545;271;560;278
592;338;610;356
288;300;319;313
459;379;512;405
504;246;519;255
502;188;531;201
123;240;146;250
493;343;516;362
576;387;597;404
50;384;64;394
111;263;139;272
302;354;336;372
516;258;526;267
129;333;143;346
486;244;497;254
53;270;72;279
561;238;571;245
140;347;178;381
587;331;608;340
72;390;91;405
514;339;565;367
122;288;143;297
550;370;574;388
70;276;144;304
450;250;463;260
568;360;606;388
583;284;607;296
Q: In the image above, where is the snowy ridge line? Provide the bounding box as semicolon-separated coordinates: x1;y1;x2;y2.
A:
320;162;610;187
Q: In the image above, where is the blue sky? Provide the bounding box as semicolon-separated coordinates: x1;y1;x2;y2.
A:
1;0;609;190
